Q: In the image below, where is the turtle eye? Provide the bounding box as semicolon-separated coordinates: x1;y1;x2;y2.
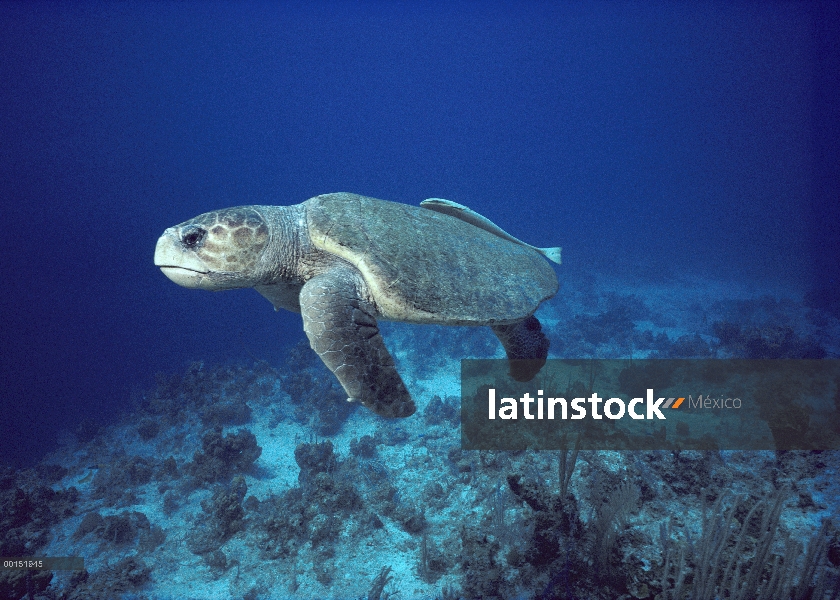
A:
181;226;207;249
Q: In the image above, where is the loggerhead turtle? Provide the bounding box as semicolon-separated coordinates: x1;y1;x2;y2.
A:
154;193;560;418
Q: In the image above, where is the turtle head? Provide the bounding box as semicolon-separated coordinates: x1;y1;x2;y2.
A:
155;206;271;290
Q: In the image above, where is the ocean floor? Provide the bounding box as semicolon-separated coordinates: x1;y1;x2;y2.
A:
3;271;840;599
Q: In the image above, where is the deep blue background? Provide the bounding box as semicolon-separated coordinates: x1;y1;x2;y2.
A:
1;2;837;466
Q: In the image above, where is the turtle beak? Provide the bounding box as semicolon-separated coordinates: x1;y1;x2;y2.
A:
154;227;211;289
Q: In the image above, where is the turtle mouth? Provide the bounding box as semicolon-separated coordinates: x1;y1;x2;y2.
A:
158;266;209;275
157;265;213;289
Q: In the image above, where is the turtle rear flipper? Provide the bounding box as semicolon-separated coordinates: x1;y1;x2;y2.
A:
300;266;416;418
491;316;550;382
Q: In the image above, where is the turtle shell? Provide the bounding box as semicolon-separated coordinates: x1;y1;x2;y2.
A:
305;193;558;325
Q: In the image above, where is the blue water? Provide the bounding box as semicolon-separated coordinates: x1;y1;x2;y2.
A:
1;3;838;598
2;3;832;467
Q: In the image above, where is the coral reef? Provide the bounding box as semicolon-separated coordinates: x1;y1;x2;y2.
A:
0;470;77;556
281;340;357;435
423;395;460;427
0;468;78;598
73;509;166;553
200;399;253;427
145;360;275;426
7;277;839;599
0;567;53;599
64;556;151;599
187;475;248;555
245;437;454;590
136;417;160;441
349;434;378;458
713;321;826;359
91;456;154;506
661;333;713;358
187;427;262;485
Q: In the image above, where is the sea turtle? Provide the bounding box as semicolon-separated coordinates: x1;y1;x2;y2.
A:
154;193;560;418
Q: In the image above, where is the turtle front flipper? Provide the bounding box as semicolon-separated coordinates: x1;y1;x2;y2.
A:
299;266;416;418
491;315;550;382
